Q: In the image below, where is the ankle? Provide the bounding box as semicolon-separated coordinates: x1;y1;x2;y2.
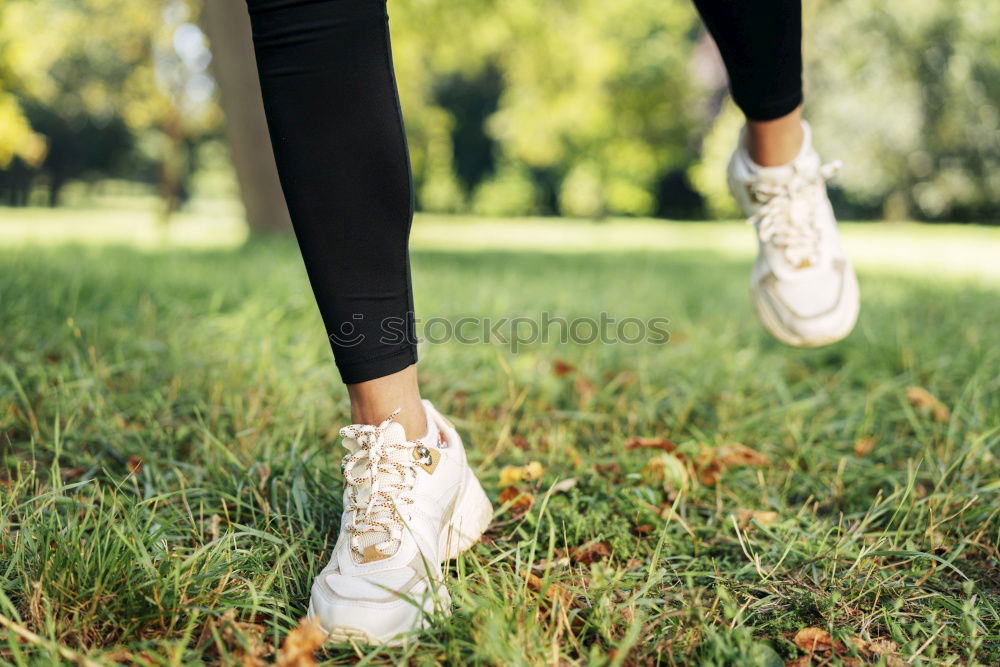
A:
350;399;426;439
347;365;427;439
746;107;805;167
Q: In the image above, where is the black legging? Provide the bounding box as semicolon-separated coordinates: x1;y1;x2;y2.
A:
244;0;802;384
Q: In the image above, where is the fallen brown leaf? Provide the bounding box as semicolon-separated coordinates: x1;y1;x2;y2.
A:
524;572;573;608
275;617;325;667
499;486;534;516
195;610;271;666
570;541;611;564
552;360;576;377
717;443;770;467
868;639;898;656
853;437;876;457
784;657;812;667
697;460;724;486
127;456;143;476
60;466;86;481
594;461;620;476
794;627;833;653
626;437;676;453
696;443;769;486
906;386;950;423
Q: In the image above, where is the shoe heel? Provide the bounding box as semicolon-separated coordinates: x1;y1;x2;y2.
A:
442;472;493;560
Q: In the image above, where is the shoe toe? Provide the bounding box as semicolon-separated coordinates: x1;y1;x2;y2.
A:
308;572;445;646
754;263;859;346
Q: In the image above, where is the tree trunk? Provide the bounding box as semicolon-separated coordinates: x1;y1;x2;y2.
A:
200;0;291;232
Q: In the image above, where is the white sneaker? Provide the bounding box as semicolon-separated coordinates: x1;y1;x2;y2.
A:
727;121;860;347
307;400;493;646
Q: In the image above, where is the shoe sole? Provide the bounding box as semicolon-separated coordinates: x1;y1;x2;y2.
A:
751;265;860;348
320;467;494;648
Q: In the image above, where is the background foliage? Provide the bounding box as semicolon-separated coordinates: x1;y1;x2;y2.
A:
0;0;998;221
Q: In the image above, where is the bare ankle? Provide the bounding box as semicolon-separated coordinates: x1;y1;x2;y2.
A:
347;365;427;439
746;106;804;167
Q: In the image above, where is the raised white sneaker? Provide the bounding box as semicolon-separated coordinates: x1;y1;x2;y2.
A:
307;400;493;646
727;121;860;347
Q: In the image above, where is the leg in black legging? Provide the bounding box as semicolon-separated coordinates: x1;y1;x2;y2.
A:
692;0;803;121
245;0;416;384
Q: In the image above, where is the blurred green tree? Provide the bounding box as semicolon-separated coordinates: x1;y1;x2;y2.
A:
0;0;218;211
1;0;997;222
805;0;1000;221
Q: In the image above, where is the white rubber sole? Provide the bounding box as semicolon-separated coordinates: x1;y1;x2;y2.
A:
318;468;493;648
751;265;860;348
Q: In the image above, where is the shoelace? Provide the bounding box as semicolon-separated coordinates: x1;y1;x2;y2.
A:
340;410;419;560
748;160;841;269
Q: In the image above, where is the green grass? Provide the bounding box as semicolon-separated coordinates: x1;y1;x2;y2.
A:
1;212;998;665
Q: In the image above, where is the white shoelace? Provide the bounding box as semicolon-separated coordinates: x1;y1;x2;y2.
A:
748;160;841;269
340;410;420;560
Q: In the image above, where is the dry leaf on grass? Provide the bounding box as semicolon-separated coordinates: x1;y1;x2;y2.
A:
794;627;834;652
717;443;770;466
625;437;676;453
524;572;574;608
194;610;271;666
499;461;545;486
499;486;534;516
275;617;325;667
868;639;899;656
847;637;899;659
784;657;812;667
594;461;620;476
737;509;779;527
552;360;576;377
570;541;611;564
696;443;770;486
643;453;690;493
127;456;143;476
522;461;544;480
498;466;522;486
906;386;950;423
853;437;876;457
60;466;86;481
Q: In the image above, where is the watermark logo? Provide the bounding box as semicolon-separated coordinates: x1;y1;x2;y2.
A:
330;312;670;352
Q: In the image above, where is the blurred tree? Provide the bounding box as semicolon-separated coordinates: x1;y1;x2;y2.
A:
0;0;46;173
199;0;290;231
0;0;218;211
805;0;1000;221
388;0;705;218
2;0;997;221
